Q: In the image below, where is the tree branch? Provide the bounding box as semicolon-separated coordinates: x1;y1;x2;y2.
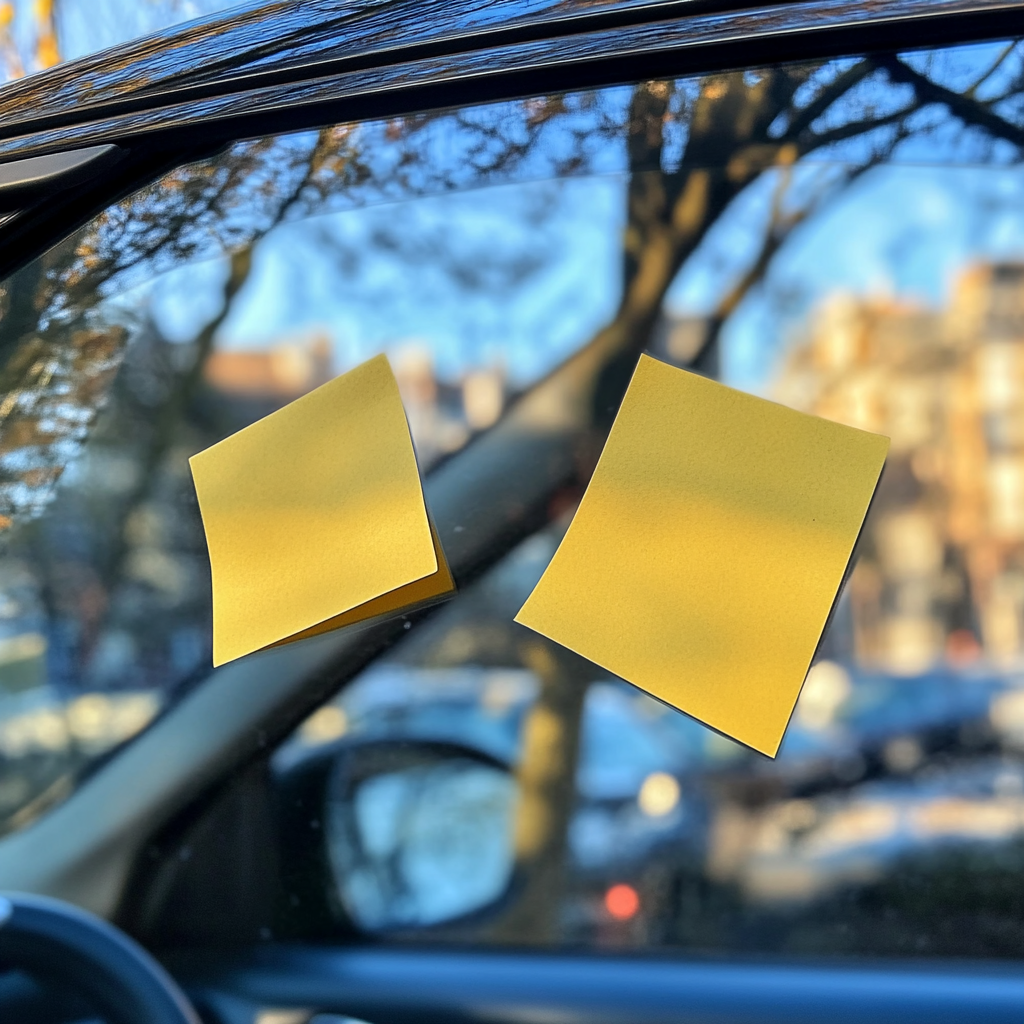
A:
783;59;875;139
797;105;915;152
967;41;1018;98
879;53;1024;150
34;0;60;69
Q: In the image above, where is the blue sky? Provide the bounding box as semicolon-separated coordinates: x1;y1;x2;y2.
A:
142;173;625;388
132;157;1024;399
720;163;1024;391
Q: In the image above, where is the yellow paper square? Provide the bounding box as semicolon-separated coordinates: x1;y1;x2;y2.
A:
515;354;888;756
190;353;453;666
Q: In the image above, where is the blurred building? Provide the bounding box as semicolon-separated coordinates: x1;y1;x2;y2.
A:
774;263;1024;673
650;314;714;371
203;336;507;469
203;334;335;420
388;344;507;468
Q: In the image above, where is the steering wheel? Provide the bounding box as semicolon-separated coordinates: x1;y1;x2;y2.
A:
0;892;200;1024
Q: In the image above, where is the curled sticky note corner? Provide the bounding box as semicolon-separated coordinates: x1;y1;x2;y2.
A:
190;353;454;666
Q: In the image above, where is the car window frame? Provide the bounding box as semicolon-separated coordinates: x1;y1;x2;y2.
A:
0;0;1017;278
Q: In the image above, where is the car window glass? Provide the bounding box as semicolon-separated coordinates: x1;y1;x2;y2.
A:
3;35;1024;962
283;40;1024;958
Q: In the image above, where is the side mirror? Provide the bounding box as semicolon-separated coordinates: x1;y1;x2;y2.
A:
275;739;517;935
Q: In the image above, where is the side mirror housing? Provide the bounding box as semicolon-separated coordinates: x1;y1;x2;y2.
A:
275;739;517;936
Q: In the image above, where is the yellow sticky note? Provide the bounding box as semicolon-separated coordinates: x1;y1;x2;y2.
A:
515;354;888;756
190;353;454;666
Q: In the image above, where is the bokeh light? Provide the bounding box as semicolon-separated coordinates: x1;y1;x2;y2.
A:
604;883;640;920
638;771;681;817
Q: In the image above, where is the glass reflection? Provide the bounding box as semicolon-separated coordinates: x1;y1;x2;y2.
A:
326;759;516;930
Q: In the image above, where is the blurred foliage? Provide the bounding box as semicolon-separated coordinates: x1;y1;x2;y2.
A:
0;0;234;80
